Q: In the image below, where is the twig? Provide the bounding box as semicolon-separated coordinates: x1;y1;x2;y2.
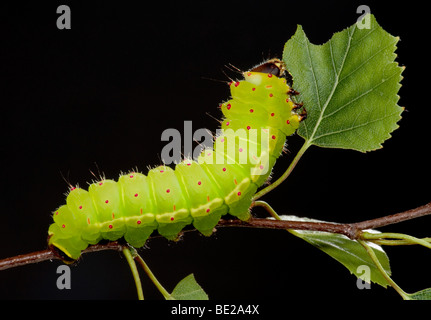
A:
0;202;430;271
351;202;431;234
251;200;431;239
217;217;356;238
0;241;124;271
0;249;56;271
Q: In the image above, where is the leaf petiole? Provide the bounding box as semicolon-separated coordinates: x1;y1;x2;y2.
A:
361;232;431;250
357;239;410;300
122;246;144;300
252;140;311;201
252;200;282;220
133;251;172;300
367;237;431;246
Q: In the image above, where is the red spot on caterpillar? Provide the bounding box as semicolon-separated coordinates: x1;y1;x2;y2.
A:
70;187;76;191
160;170;164;173
170;217;175;221
134;193;138;197
271;112;275;117
109;225;113;229
226;121;230;126
272;135;276;140
79;206;83;210
286;119;290;125
137;220;141;225
105;200;109;204
99;182;103;186
220;138;225;143
62;224;65;228
87;218;91;225
229;81;233;86
249;109;254;113
247;72;252;76
226;104;231;110
260;165;264;170
206;208;210;213
247;126;251;130
222;167;226;172
129;174;134;178
55;211;59;215
207;152;212;156
269;93;274;97
234;81;240;87
198;181;202;185
237;192;242;196
252;87;256;91
166;189;170;193
268;74;273;78
286;98;290;103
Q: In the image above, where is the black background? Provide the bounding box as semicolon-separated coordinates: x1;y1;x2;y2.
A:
0;0;430;303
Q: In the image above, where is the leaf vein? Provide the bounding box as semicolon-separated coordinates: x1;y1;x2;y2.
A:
338;41;396;84
313;110;400;142
308;24;357;143
322;71;400;120
349;26;378;48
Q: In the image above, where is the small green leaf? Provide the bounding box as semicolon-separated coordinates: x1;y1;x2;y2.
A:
169;274;209;300
406;288;431;300
283;14;403;152
277;215;391;287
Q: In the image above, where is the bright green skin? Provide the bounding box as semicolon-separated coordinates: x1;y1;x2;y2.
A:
48;71;301;260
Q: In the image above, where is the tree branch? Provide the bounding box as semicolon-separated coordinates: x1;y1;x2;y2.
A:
0;242;124;271
217;217;357;238
0;249;56;271
350;202;431;234
1;201;430;271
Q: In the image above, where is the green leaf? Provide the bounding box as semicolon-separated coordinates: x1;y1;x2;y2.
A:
169;274;209;300
406;288;431;300
277;215;391;287
283;14;403;152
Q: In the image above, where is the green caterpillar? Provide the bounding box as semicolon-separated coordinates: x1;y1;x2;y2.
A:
48;59;305;262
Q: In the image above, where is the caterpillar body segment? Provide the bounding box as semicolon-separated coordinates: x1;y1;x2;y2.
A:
48;59;304;261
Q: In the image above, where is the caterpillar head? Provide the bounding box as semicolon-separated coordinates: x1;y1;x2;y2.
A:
249;58;286;77
248;58;305;121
